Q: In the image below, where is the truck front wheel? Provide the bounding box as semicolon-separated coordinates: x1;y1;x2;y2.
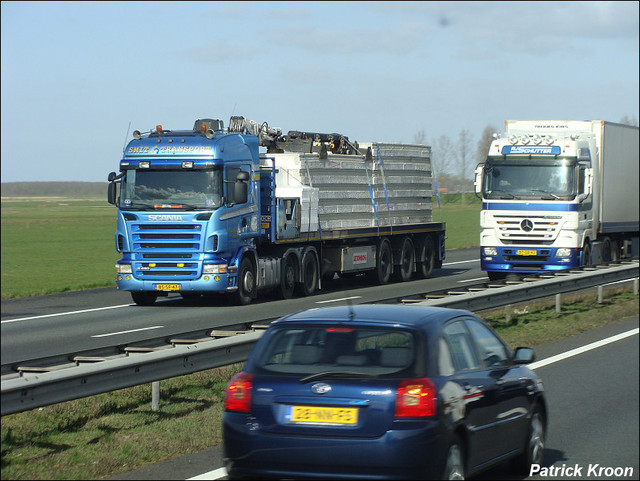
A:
232;258;255;306
131;292;158;306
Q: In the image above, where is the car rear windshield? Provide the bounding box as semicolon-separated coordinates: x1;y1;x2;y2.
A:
252;324;421;377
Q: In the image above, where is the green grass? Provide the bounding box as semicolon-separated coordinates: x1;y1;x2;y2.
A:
1;198;119;299
1;289;637;480
0;193;482;299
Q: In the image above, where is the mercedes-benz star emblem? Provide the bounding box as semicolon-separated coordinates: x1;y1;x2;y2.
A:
311;383;331;394
520;219;534;232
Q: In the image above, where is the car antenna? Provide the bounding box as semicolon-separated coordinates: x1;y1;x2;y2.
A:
346;297;355;321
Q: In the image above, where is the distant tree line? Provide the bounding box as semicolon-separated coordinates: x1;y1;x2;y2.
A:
417;115;639;193
1;182;107;197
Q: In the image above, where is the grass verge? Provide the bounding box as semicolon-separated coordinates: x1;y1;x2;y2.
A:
1;288;637;480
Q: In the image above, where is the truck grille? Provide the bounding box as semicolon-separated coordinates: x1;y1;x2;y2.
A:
130;223;203;280
493;215;562;245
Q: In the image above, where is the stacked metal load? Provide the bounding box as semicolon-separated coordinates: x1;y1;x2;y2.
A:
269;142;433;232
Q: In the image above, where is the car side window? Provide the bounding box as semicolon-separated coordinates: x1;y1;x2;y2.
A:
465;319;510;368
442;321;480;372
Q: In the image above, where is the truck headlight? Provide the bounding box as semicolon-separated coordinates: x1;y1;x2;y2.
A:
203;264;227;274
556;248;572;257
483;247;498;256
116;264;132;274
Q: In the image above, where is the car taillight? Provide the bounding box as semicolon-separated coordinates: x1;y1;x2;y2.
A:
395;378;437;418
225;371;253;412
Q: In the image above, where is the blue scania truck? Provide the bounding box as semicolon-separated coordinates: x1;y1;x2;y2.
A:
108;116;445;305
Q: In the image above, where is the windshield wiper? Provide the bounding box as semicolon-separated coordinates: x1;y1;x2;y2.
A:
126;202;156;210
531;189;561;200
488;190;519;200
299;371;379;383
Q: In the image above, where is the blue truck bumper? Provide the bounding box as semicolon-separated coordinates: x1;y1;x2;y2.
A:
481;246;581;274
116;273;236;293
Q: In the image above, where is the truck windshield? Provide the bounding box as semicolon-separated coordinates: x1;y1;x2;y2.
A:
119;169;222;210
483;158;576;200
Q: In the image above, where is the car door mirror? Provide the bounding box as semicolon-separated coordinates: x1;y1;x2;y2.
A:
513;347;536;364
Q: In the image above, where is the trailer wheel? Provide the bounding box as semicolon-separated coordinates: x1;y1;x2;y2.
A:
279;255;296;299
131;292;157;306
367;239;392;285
232;257;255;306
417;236;435;279
393;237;415;282
296;250;318;296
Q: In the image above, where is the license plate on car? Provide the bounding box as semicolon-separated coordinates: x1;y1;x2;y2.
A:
155;284;181;291
517;250;537;256
284;405;358;425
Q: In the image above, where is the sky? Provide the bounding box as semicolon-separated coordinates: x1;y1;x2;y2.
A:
1;1;638;183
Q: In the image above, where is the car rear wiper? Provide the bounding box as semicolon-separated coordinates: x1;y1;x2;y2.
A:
299;371;379;383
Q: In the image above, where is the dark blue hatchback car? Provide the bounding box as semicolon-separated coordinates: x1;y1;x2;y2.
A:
223;305;547;480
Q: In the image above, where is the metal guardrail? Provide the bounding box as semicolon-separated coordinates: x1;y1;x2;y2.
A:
2;261;638;416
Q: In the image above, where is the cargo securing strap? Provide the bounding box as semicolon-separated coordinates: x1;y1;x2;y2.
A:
302;154;322;241
362;153;380;234
374;143;392;233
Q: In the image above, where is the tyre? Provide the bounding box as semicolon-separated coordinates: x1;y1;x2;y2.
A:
392;237;414;282
278;255;296;299
367;239;392;285
296;250;318;296
581;242;591;267
487;271;506;281
417;236;435;279
131;292;157;306
442;436;465;480
510;407;545;475
232;257;255;306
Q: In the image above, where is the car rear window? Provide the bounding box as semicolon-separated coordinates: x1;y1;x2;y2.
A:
252;325;420;377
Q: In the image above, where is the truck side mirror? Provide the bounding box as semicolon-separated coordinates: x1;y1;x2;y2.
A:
232;171;250;204
474;164;484;195
107;182;117;205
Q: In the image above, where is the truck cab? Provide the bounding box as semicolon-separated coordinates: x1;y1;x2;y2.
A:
108;119;261;305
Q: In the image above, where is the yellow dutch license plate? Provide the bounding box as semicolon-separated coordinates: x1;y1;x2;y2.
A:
517;250;537;256
285;405;358;425
155;284;181;291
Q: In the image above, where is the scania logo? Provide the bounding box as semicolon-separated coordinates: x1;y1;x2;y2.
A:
311;383;331;395
148;214;184;221
520;219;534;232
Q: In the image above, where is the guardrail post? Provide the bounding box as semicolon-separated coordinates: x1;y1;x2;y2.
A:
152;381;160;411
504;305;512;324
555;294;562;313
597;285;604;304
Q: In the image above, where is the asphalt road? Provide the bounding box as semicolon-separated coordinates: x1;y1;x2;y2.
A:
1;248;483;368
108;315;639;480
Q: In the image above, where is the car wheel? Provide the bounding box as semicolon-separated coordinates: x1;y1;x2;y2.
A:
510;407;545;475
131;292;157;306
442;436;465;480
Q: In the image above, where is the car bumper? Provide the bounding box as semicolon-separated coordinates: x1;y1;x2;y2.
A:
223;416;445;479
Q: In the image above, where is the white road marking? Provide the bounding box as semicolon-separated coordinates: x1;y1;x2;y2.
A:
91;326;164;338
1;304;133;324
443;259;480;266
458;277;487;283
529;328;639;370
315;296;362;304
187;468;227;480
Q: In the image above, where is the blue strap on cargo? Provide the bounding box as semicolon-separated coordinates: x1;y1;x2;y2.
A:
363;153;380;234
302;153;322;242
374;143;392;233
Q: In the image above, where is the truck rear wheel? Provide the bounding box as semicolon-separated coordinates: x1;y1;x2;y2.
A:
296;250;318;296
417;236;435;279
131;292;158;306
279;255;296;299
393;237;415;282
367;239;392;285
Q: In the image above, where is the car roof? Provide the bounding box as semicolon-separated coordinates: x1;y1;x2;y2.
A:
272;304;474;330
